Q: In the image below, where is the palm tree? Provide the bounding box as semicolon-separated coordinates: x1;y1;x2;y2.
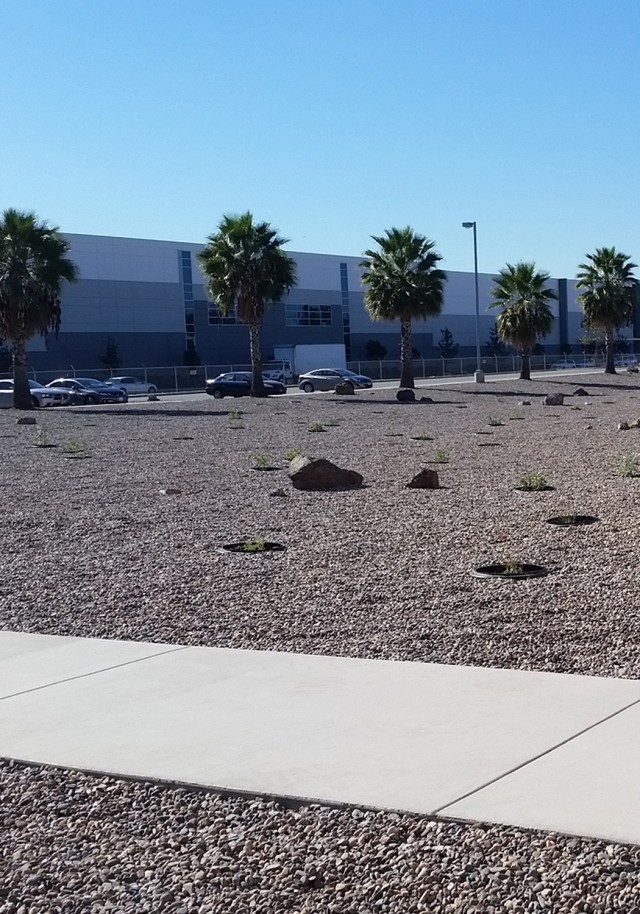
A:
361;227;446;388
489;262;556;381
0;209;78;409
198;212;297;396
576;247;638;374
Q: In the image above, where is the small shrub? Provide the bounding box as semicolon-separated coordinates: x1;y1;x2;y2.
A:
285;448;301;462
616;453;640;477
433;448;449;464
64;438;89;457
518;470;549;491
488;416;504;427
252;452;274;469
35;428;51;448
241;536;267;553
308;421;325;433
228;410;243;420
228;421;245;430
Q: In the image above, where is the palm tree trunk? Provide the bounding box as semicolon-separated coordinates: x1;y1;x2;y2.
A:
247;320;266;396
399;318;414;388
520;349;531;381
604;327;616;374
12;334;33;409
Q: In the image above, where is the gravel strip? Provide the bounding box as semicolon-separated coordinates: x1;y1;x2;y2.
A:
2;759;640;914
2;373;640;678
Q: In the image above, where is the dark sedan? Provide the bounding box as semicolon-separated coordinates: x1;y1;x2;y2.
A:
205;372;287;399
47;378;128;404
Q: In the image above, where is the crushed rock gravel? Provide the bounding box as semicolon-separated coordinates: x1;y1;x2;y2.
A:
3;373;640;910
2;759;640;914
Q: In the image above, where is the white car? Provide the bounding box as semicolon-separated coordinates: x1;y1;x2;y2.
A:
551;359;577;370
105;376;158;395
0;379;69;408
614;355;638;367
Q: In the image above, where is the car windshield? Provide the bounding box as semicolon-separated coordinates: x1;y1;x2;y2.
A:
76;378;104;389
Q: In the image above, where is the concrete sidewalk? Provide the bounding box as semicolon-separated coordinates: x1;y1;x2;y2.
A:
2;631;639;845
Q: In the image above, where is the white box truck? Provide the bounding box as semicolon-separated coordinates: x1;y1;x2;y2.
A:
272;343;347;379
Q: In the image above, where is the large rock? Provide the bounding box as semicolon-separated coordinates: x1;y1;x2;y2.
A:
543;393;564;406
396;388;416;402
334;382;355;395
406;469;440;489
573;388;589;397
16;416;37;425
288;456;363;491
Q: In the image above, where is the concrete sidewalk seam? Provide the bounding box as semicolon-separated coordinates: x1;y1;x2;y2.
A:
431;694;640;815
0;645;188;702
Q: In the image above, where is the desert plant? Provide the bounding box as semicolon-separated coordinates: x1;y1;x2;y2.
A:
240;536;267;552
433;448;449;463
252;451;274;469
308;420;325;433
437;326;459;359
616;453;640;477
35;427;51;447
64;438;89;457
487;416;504;427
518;470;549;491
285;448;301;461
228;410;243;420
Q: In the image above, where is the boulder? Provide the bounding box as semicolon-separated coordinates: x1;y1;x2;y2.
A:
396;388;416;402
627;367;639;374
334;382;355;395
16;416;37;425
288;456;363;491
420;396;434;403
618;421;630;431
543;393;565;406
269;487;289;498
518;400;532;406
406;469;440;489
629;419;640;429
573;388;589;397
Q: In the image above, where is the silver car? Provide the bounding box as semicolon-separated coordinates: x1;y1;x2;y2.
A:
297;368;373;393
0;379;69;408
105;375;158;395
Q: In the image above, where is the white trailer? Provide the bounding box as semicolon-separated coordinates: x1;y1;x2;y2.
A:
273;343;347;378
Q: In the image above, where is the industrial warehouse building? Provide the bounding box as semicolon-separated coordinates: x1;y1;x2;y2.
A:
19;232;636;372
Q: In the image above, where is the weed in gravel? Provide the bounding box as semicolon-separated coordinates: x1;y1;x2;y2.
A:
64;438;89;457
228;410;243;420
240;536;267;552
285;448;301;461
616;453;640;477
488;416;504;426
252;452;275;470
308;421;325;433
517;470;549;491
35;428;52;448
433;448;449;463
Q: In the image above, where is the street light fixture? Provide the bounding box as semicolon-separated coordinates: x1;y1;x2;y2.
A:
462;221;484;383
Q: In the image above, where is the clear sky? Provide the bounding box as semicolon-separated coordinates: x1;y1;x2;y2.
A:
4;1;639;278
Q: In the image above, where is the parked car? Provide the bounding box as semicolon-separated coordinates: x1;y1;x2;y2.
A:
47;378;128;404
550;359;577;370
104;376;158;395
614;355;639;367
0;378;69;408
205;372;287;399
297;368;373;392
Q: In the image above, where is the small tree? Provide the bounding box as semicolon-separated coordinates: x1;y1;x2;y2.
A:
483;324;508;357
183;346;201;366
411;346;421;360
365;339;387;360
99;335;121;370
437;327;459;359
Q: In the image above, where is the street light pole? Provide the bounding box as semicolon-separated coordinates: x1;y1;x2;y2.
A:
462;221;484;383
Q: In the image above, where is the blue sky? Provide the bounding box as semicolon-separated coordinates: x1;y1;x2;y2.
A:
4;1;639;277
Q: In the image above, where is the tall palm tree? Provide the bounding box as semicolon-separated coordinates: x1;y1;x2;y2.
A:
0;209;78;409
198;212;297;397
361;227;446;388
489;262;556;381
576;247;638;374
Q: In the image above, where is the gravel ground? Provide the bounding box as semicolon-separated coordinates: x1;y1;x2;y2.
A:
3;759;640;914
2;372;640;678
3;373;640;909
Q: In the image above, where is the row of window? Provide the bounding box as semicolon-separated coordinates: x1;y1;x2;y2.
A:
207;303;334;327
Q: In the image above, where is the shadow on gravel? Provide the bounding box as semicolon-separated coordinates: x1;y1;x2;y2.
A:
70;408;230;418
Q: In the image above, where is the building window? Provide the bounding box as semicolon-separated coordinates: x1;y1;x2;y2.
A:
208;302;239;325
285;304;332;327
179;251;197;348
